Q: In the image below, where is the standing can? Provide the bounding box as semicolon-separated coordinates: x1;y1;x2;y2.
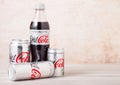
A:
48;48;64;77
8;61;54;81
9;39;30;63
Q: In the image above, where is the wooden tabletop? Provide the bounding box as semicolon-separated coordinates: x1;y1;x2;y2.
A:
1;64;120;85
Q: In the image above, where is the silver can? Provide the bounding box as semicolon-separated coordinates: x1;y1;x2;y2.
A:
48;48;64;77
9;39;30;63
8;61;54;81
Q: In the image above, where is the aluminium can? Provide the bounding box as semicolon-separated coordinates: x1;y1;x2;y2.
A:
8;61;54;81
9;39;30;63
48;48;64;77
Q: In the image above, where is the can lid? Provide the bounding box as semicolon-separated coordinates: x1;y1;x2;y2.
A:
35;3;45;10
11;39;29;44
56;48;64;53
48;48;56;53
8;64;16;81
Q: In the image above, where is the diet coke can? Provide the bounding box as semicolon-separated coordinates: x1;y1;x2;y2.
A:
48;48;64;77
9;39;30;63
8;61;54;81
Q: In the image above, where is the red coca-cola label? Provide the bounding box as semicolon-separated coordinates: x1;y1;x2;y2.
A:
37;35;48;44
30;30;49;45
15;52;29;63
31;68;41;79
54;58;64;68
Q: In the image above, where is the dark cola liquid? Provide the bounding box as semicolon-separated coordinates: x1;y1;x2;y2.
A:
30;22;49;62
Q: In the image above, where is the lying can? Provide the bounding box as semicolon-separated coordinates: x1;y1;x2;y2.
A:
8;61;54;81
48;48;64;77
9;39;30;63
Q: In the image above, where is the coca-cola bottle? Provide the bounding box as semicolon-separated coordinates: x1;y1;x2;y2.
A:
30;3;49;62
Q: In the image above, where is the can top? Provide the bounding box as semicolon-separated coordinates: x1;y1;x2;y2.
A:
11;39;29;44
48;48;56;53
56;48;64;54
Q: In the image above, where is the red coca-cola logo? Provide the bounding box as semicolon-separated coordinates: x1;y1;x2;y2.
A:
37;35;48;44
31;68;41;79
15;52;29;63
54;58;64;68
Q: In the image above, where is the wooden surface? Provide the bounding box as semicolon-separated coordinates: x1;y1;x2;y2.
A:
1;64;120;85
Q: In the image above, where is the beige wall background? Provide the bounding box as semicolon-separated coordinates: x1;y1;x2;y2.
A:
0;0;120;64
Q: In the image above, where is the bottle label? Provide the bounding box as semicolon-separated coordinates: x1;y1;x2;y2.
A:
30;30;49;45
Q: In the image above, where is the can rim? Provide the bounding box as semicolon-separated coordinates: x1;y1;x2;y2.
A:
11;39;29;44
48;48;56;53
48;48;64;53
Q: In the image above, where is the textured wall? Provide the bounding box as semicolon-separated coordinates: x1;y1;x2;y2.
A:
0;0;120;64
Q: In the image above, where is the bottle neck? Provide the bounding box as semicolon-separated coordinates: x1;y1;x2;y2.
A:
33;9;47;22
